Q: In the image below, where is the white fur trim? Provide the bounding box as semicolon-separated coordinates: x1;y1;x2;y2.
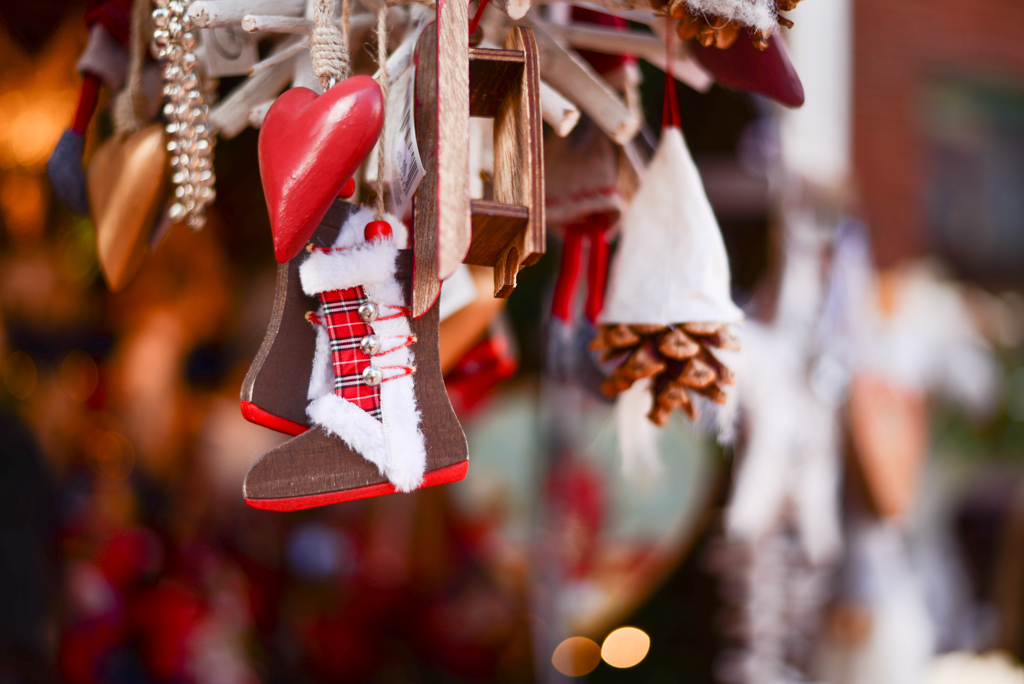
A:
299;207;408;296
307;393;389;475
303;205;426;492
307;315;333;401
685;0;777;33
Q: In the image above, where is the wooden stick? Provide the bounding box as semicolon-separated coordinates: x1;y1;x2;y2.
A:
412;0;471;316
550;21;663;57
242;10;389;35
539;79;579;137
209;39;299;137
491;0;531;20
543;21;713;92
242;14;314;33
647;18;713;91
249;37;308;76
526;19;640;144
247;100;274;127
189;0;305;28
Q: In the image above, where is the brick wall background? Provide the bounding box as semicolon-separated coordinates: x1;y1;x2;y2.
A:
853;0;1024;267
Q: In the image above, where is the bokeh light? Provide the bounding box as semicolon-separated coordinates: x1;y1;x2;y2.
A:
60;349;99;401
3;350;37;399
601;626;650;668
0;89;74;170
552;636;601;677
0;172;47;239
88;431;135;481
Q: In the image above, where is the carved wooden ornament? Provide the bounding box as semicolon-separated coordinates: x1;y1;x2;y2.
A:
88;124;170;293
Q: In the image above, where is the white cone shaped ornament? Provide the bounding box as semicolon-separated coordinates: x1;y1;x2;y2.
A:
599;127;743;326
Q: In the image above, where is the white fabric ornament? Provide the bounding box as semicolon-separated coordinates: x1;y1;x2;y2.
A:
599;127;743;326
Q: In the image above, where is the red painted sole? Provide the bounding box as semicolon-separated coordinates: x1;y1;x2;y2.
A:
240;401;308;437
244;460;469;511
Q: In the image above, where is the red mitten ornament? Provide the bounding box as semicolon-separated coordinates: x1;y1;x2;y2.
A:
258;76;384;263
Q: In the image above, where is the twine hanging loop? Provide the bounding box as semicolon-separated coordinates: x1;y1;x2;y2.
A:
311;0;350;91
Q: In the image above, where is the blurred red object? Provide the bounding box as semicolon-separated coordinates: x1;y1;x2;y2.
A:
444;330;517;416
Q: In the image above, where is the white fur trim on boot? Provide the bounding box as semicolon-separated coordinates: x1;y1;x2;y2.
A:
307;315;333;401
303;207;426;492
299;206;408;296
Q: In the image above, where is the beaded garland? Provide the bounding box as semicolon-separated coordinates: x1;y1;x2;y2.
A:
151;0;216;230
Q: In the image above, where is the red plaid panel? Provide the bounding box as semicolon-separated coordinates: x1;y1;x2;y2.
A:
318;287;382;421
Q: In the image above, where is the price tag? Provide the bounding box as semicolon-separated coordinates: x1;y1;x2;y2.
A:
383;65;426;219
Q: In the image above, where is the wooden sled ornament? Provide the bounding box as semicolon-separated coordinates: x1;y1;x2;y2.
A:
412;24;546;316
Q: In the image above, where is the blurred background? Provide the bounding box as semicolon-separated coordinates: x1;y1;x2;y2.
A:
1;0;1024;682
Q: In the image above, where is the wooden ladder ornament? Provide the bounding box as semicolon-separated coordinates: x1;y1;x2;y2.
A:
412;22;545;317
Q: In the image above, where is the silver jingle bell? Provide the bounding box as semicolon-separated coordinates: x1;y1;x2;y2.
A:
168;202;188;222
359;334;381;356
152;8;170;28
362;366;383;386
358;302;379;323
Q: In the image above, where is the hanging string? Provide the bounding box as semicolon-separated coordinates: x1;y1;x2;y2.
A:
468;0;491;36
341;0;351;59
112;0;149;136
311;0;350;91
374;4;390;221
662;13;681;130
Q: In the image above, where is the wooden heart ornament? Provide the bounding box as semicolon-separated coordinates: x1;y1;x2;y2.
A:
258;75;385;264
88;123;170;293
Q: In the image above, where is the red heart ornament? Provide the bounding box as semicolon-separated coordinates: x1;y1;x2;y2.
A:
258;75;384;263
690;34;805;108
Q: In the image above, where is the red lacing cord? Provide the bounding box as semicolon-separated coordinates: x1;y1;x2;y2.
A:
376;306;411;321
468;0;491;36
380;335;417;353
304;301;410;324
377;365;416;381
662;14;681;130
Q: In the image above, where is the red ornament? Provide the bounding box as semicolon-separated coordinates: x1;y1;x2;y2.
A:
363;220;392;242
258;76;384;263
690;33;804;108
339;177;356;199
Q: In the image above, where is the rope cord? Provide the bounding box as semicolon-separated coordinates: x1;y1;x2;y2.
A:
311;0;350;91
374;4;390;220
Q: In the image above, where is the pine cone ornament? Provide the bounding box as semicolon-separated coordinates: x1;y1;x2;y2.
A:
590;322;738;425
669;0;803;50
